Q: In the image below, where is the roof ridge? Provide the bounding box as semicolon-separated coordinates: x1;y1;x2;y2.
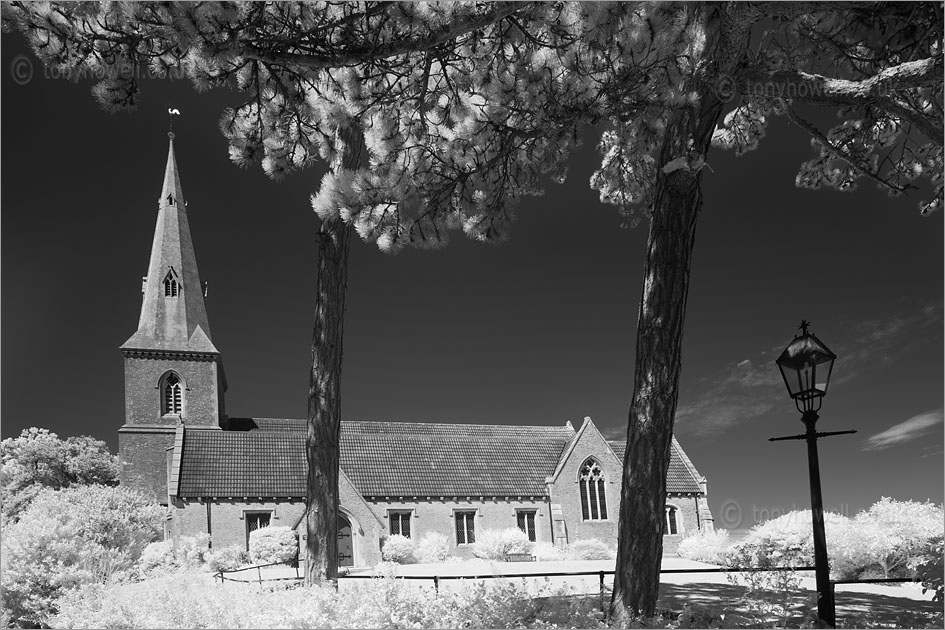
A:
240;417;573;431
342;420;572;429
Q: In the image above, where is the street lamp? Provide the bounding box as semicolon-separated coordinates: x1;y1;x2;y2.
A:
772;321;855;628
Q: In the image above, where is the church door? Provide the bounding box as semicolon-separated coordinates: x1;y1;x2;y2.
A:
337;515;354;567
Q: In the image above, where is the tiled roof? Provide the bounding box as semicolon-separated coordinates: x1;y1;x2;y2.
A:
227;417;307;432
177;420;704;498
178;421;574;499
178;430;304;497
608;437;703;494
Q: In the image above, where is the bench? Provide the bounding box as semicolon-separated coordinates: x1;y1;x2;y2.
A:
505;553;536;562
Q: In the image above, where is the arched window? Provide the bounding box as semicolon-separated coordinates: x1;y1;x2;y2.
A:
665;505;679;535
161;372;183;416
163;269;179;297
580;459;608;521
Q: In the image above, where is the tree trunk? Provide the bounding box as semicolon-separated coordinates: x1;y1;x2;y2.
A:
305;126;364;587
610;4;749;619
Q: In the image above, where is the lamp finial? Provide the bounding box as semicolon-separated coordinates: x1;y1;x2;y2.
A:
799;320;811;336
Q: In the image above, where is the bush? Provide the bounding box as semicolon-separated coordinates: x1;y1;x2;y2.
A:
0;485;162;627
1;428;118;522
414;532;450;564
470;528;532;560
381;534;416;563
532;541;565;562
913;535;944;603
677;528;731;565
51;570;607;629
565;539;615;561
726;500;945;581
207;545;250;572
722;510;851;572
137;533;211;576
854;498;944;578
249;526;298;564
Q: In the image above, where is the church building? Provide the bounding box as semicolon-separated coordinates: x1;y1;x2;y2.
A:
119;134;714;568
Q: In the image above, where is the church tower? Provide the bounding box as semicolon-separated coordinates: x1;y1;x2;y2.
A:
119;132;226;503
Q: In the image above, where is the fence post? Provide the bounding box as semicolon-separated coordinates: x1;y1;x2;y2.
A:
599;571;605;615
433;575;439;595
257;566;262;585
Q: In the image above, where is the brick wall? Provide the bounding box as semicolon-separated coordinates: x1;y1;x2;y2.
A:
124;355;222;427
548;420;622;546
119;426;175;504
366;498;551;559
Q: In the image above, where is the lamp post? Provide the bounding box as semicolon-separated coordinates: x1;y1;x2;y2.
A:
771;321;855;628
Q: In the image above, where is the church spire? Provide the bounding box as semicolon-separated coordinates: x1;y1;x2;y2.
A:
121;132;217;354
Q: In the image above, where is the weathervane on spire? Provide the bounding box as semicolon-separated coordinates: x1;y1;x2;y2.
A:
168;108;181;138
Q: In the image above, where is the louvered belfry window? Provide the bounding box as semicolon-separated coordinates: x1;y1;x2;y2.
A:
163;269;179;297
163;373;182;416
580;459;608;521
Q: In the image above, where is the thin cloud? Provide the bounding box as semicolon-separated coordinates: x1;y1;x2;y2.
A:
676;303;943;438
676;357;783;436
864;409;944;451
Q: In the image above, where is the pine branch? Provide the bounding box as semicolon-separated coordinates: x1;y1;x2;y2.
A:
786;107;915;194
243;2;529;69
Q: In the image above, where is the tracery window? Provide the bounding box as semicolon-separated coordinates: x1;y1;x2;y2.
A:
580;459;608;521
162;372;182;416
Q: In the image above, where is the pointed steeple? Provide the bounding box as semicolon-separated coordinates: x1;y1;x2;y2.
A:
122;132;217;353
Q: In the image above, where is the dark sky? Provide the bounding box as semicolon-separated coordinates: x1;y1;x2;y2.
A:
3;34;942;529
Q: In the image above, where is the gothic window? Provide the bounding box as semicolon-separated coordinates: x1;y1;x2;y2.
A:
580;459;608;521
389;511;412;538
161;372;183;416
163;269;179;297
665;505;679;535
455;511;476;545
517;510;537;542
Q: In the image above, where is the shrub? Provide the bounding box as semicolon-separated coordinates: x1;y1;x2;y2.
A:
1;428;118;522
722;510;852;572
51;570;607;629
854;498;944;578
566;538;614;561
470;528;532;560
249;526;298;564
727;500;945;581
413;532;450;564
676;528;731;564
913;535;944;603
381;534;416;563
532;541;565;561
0;485;162;627
207;545;250;572
137;533;211;576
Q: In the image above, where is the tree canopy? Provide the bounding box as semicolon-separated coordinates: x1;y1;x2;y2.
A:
1;427;118;521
